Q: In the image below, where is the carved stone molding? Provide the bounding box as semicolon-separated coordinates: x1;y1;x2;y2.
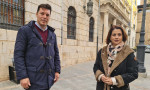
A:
100;0;129;27
100;0;130;23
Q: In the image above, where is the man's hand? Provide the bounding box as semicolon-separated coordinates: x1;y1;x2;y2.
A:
20;78;31;89
54;72;59;83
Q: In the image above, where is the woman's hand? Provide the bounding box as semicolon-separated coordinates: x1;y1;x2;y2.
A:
104;77;113;85
101;75;113;85
101;75;107;82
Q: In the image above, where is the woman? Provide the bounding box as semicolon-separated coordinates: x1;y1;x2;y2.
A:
93;25;138;90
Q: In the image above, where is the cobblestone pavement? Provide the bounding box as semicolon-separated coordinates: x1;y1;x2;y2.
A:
0;53;150;90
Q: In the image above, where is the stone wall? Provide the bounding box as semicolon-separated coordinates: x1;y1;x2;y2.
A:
61;0;99;67
136;11;150;45
0;29;17;81
140;0;150;5
145;12;150;45
0;0;101;81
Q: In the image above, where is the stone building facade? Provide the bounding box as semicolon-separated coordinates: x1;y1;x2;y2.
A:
100;0;132;46
136;1;150;45
128;0;137;48
0;0;101;81
0;0;133;81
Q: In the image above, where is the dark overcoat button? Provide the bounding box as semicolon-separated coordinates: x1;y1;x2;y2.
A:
49;43;52;46
39;42;43;46
49;69;52;74
49;56;52;59
40;69;45;73
40;56;45;60
111;86;113;89
46;57;49;60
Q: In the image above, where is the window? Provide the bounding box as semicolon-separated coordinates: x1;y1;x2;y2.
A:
138;9;142;13
67;6;76;39
89;17;94;42
0;0;25;30
146;9;150;12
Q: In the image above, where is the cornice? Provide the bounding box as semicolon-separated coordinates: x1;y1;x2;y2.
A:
100;0;130;22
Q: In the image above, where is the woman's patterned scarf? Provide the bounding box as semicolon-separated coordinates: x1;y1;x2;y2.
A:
106;41;125;75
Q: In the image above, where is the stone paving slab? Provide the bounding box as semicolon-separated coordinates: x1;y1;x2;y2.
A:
0;53;150;90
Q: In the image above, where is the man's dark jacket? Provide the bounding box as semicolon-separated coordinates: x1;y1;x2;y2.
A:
14;21;61;89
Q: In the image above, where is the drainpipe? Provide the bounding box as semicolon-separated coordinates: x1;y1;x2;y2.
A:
97;0;100;53
129;0;133;47
61;0;64;45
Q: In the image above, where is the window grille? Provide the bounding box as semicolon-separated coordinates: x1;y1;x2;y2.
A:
67;6;76;39
0;0;24;30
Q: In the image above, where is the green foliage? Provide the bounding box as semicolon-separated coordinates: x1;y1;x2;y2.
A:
133;46;137;52
133;46;137;50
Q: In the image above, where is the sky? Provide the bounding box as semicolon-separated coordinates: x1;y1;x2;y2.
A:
137;0;140;5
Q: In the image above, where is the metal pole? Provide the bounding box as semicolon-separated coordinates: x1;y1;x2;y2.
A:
97;0;100;53
136;0;147;73
129;0;133;47
61;0;64;45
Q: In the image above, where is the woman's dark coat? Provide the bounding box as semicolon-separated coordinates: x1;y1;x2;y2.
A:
93;45;138;90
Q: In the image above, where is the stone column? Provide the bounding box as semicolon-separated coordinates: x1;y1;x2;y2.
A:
103;12;109;45
113;18;116;25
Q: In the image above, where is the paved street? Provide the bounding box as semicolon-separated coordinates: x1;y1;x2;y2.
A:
0;53;150;90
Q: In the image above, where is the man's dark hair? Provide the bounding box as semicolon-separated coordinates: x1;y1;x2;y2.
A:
37;4;52;14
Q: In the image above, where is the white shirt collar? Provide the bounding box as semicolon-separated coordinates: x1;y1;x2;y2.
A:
35;22;48;31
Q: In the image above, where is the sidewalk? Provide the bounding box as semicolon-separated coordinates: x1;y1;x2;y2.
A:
0;53;150;90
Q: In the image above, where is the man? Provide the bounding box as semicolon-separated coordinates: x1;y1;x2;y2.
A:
14;4;61;90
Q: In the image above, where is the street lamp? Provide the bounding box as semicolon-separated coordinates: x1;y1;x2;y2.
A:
83;0;93;17
136;0;147;76
87;0;93;17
